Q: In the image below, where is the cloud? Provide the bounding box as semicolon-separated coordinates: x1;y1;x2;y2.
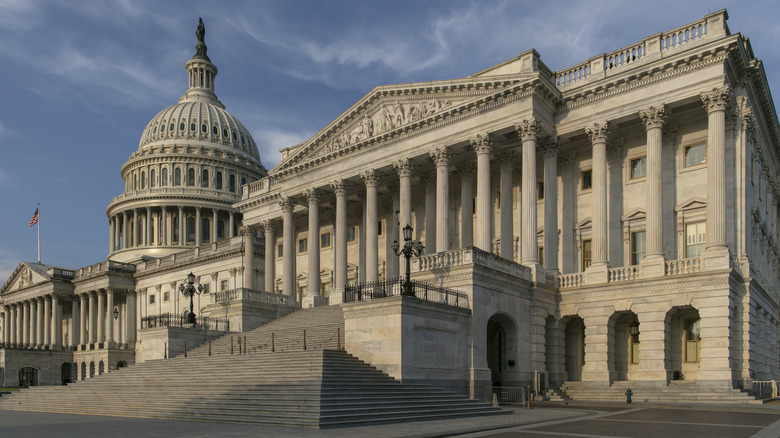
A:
252;128;314;169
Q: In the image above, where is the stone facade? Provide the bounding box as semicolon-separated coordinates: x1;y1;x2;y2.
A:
1;10;778;400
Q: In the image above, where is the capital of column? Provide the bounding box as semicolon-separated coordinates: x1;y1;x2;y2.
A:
539;136;560;158
329;178;348;196
304;188;320;204
429;146;451;167
279;196;294;212
456;163;475;177
701;85;731;114
260;219;277;234
639;104;669;131
420;171;436;187
360;169;378;187
496;150;514;165
469;133;493;155
393;158;414;178
239;224;257;236
585;121;610;144
514;118;542;142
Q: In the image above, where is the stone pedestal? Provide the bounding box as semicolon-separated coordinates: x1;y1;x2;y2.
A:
302;295;328;309
640;255;666;278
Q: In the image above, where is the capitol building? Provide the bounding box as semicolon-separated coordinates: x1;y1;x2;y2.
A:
1;10;778;405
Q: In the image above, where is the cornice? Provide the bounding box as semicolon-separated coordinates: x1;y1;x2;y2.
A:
133;247;242;279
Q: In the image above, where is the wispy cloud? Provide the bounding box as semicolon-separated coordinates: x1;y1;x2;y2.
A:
252;128;314;169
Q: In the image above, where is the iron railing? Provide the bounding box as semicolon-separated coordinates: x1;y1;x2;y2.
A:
483;386;527;405
141;313;230;331
343;277;469;309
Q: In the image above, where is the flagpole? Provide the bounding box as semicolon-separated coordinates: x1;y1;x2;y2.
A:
37;203;40;264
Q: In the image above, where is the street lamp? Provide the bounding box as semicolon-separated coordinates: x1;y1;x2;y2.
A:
178;272;203;325
392;224;424;297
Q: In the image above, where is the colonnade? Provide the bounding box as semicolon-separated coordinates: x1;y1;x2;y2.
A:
1;295;61;349
109;206;237;253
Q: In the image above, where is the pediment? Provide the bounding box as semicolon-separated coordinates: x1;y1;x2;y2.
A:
1;262;49;296
676;197;707;212
622;208;647;221
576;218;592;229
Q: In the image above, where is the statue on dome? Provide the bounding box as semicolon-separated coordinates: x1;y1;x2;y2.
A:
194;17;209;60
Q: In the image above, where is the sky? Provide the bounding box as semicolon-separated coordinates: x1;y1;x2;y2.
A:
1;0;779;285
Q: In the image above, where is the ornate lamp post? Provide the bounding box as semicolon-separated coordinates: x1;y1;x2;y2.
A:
178;272;203;325
392;224;424;297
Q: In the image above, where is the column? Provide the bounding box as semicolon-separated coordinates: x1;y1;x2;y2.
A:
229;211;236;238
70;296;80;349
195;207;202;246
89;291;97;344
161;206;167;245
431;147;451;253
22;300;29;347
109;215;116;253
280;197;295;298
29;299;37;348
306;189;322;294
43;296;51;347
11;304;18;347
701;86;731;252
80;294;88;348
178;206;185;245
0;307;6;346
36;297;43;347
393;159;413;275
262;220;276;292
361;171;378;282
517;119;542;263
106;289;114;346
132;209;139;247
242;225;255;289
51;294;60;349
331;179;348;293
470;133;493;252
212;209;218;243
126;291;137;344
146;206;152;246
640;105;668;263
498;151;514;260
541;138;560;270
459;166;474;248
585;121;610;267
423;173;436;251
97;289;105;343
122;211;129;249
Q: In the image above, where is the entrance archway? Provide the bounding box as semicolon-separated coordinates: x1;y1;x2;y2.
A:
60;362;72;385
486;313;518;386
608;312;639;382
563;316;585;381
18;367;38;387
666;306;701;381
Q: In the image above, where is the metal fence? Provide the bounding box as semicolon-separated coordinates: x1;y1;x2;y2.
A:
483;386;527;406
141;313;230;331
343;277;469;309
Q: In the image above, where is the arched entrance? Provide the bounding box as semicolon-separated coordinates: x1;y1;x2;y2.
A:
60;362;72;385
666;306;701;381
608;312;639;382
18;367;38;387
544;315;564;387
486;313;518;386
563;316;585;381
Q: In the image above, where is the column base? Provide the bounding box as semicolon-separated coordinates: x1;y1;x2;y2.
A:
302;295;328;309
640;254;666;278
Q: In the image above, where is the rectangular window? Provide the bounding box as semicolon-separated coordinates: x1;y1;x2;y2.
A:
685;221;706;258
320;232;331;248
377;220;384;236
537;181;544;200
277;244;283;258
298;238;307;254
538;246;544;265
202;283;210;294
347;226;356;243
630;156;647;179
163;291;170;302
472;196;476;214
630;230;646;265
149;294;155;305
322;282;331;298
220;279;228;291
684;142;707;167
582;239;592;270
581;169;592;190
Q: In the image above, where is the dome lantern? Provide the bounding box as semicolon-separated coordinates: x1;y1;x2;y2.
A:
181;18;222;108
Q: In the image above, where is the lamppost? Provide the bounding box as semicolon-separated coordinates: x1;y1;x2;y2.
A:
179;272;203;325
392;224;424;297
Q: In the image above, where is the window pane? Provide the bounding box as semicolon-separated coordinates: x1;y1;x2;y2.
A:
582;239;592;269
321;233;331;248
298;238;307;253
631;230;646;265
684;143;706;167
581;170;592;190
347;227;356;242
630;156;646;179
685;222;706;257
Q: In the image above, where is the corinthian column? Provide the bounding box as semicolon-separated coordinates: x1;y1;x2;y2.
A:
361;171;378;282
517;119;541;264
261;220;276;292
330;179;348;297
470;133;493;252
122;211;129;249
242;225;255;289
458;165;475;248
541;137;560;270
701;86;731;253
280;197;295;298
393;159;413;275
305;189;322;295
640;105;668;267
431;147;451;253
585;121;610;268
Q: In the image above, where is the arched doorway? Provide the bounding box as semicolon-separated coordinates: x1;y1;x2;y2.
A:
563;316;585;381
666;306;701;381
609;312;639;382
486;313;518;386
18;367;38;387
60;362;72;385
80;362;87;380
544;315;564;387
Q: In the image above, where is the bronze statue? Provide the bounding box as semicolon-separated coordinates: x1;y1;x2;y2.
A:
196;17;205;43
194;17;209;60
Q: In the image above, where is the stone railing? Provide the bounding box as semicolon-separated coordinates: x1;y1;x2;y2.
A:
76;260;136;277
665;258;701;276
212;288;295;306
415;247;531;281
608;266;639;283
558;273;583;289
245;176;280;197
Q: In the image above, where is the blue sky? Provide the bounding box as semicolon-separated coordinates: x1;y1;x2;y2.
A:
1;0;778;284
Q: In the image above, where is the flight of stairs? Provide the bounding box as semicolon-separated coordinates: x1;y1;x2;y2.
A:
556;380;763;405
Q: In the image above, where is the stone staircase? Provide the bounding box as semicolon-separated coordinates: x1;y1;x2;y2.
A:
556;380;763;405
187;304;345;356
542;388;570;402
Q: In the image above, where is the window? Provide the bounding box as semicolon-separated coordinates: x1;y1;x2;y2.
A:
684;142;706;167
630;230;646;265
630;332;640;364
630;156;646;179
322;282;331;298
347;226;356;243
202;218;210;242
220;279;228;291
163;291;170;302
187;216;195;243
149;294;155;305
277;244;283;257
684;319;701;363
216;171;223;190
298;238;307;253
229;174;236;193
377;220;384;236
150;169;156;188
174;168;181;186
321;232;331;248
241;177;246;187
212;125;218;135
173;215;179;243
685;221;706;258
581;170;592;190
161;168;168;187
472;196;476;214
202;169;209;188
538;246;544;265
581;239;592;270
202;283;210;294
187;168;195;186
537;181;544;200
141;171;146;189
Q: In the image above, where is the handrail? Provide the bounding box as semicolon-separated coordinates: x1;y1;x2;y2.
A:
344;277;469;309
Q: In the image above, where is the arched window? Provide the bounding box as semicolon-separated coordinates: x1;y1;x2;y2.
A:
141;171;146;189
173;215;179;243
202;218;210;242
187;216;196;243
202;169;209;188
161;168;168;187
187;168;195;186
241;176;246;187
174;168;181;186
229;174;236;193
216;171;223;190
150;169;156;188
217;219;225;239
134;174;138;191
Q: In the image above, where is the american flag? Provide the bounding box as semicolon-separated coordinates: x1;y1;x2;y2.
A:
29;206;39;227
